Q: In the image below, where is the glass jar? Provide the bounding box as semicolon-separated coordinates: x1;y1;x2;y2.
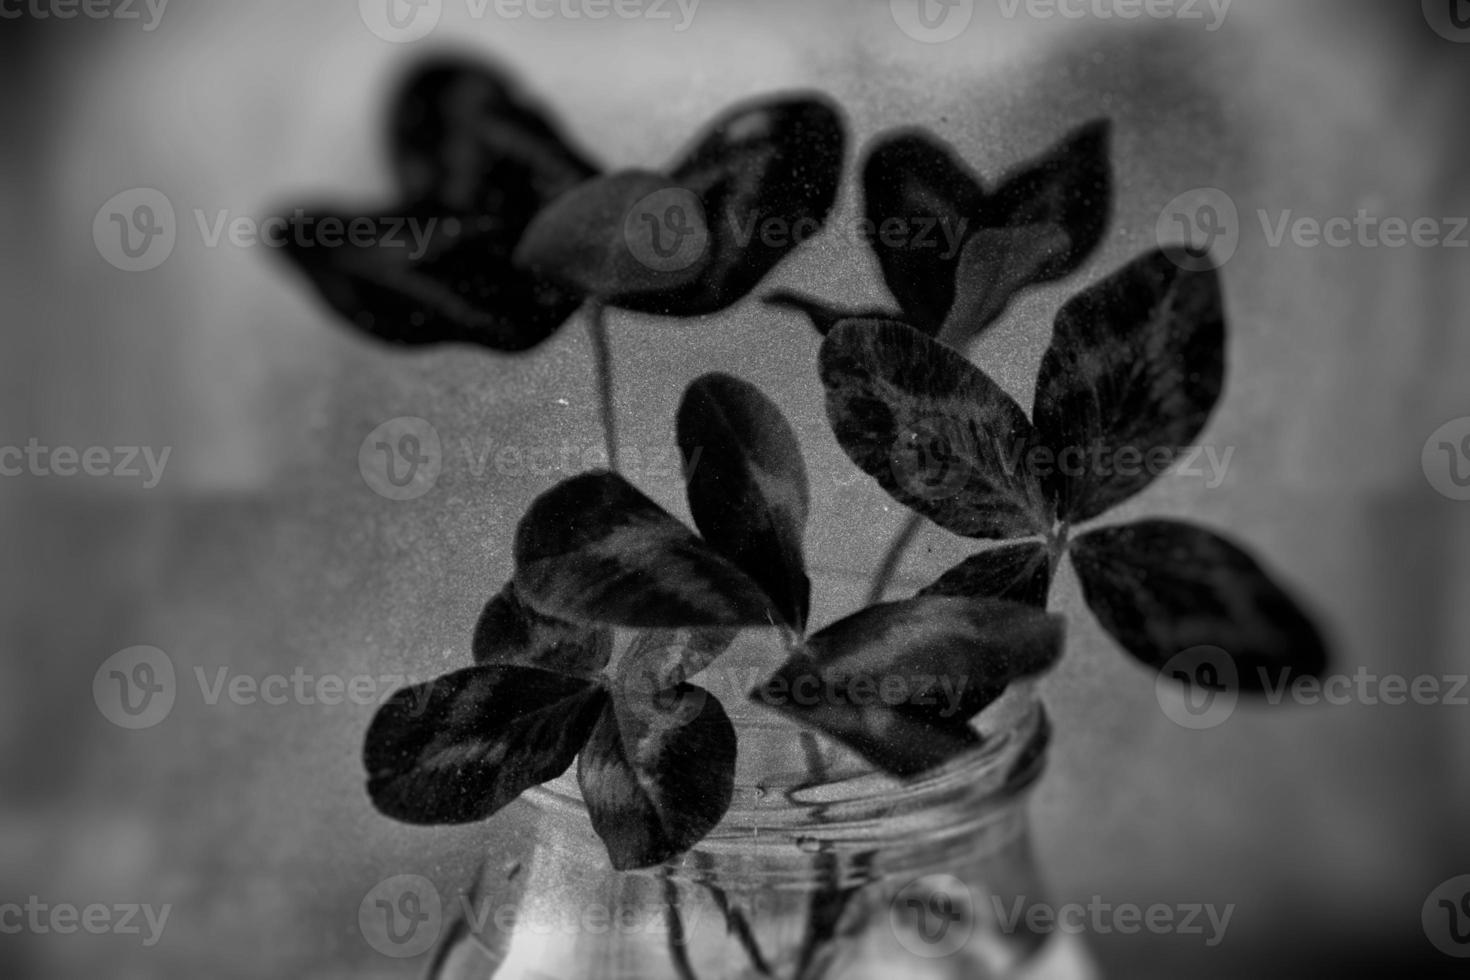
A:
426;632;1097;980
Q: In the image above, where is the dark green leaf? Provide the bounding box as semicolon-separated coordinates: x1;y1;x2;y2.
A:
390;57;598;221
579;681;736;870
751;597;1064;777
1033;249;1226;521
513;170;713;301
820;320;1052;540
862;132;987;335
617;96;846;316
364;665;606;825
473;581;613;677
678;373;811;631
939;223;1072;342
1071;520;1328;691
862;121;1111;339
514;472;779;629
985;119;1112;289
272;207;580;350
920;541;1054;608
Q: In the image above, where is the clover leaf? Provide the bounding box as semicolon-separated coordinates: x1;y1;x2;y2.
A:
771;119;1111;346
752;597;1065;776
819;248;1328;691
276;57;845;349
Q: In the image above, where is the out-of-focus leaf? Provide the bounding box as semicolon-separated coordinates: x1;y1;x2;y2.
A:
751;597;1064;777
472;581;613;677
272;207;580;350
1071;520;1329;691
513;170;713;301
390;57;599;221
920;541;1054;609
1032;249;1226;521
618;96;846;316
678;373;811;631
820;320;1052;540
364;665;606;824
514;472;779;629
579;680;736;870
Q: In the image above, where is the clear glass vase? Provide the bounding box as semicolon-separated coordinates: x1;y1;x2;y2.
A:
428;634;1098;980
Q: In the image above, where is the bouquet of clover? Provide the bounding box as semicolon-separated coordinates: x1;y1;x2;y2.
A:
278;52;1329;978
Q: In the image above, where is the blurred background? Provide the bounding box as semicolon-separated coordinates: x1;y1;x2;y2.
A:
2;0;1468;976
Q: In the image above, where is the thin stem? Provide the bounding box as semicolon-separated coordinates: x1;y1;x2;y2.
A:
661;868;701;980
585;301;620;472
864;513;925;606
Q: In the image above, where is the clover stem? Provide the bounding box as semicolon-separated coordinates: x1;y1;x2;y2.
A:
865;512;925;606
586;301;620;472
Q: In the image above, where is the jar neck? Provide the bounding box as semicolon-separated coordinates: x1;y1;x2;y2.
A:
528;676;1050;884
